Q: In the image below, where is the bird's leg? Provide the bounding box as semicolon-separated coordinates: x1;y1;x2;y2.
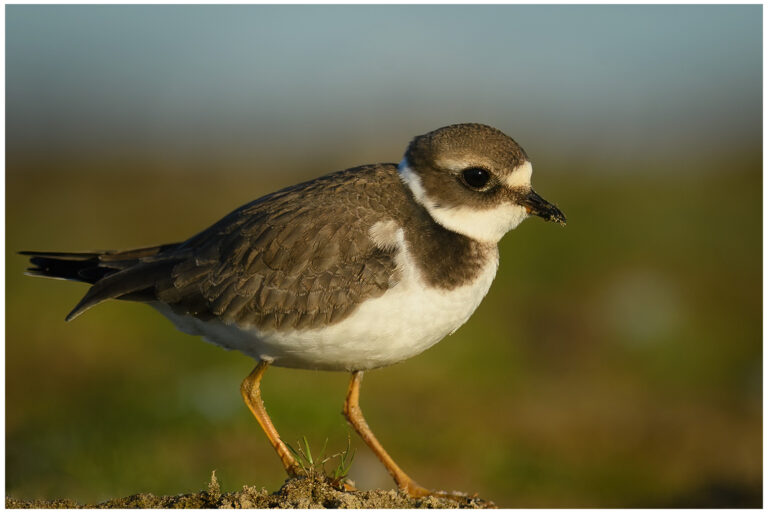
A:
241;361;302;477
343;371;432;497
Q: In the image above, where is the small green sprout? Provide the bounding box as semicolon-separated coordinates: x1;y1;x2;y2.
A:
285;434;357;486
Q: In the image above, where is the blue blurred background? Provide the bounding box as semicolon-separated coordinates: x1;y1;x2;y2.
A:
7;5;761;170
6;5;762;507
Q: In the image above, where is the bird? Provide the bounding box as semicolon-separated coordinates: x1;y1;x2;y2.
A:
22;123;566;498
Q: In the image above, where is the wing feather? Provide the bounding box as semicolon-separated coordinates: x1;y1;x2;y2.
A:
157;165;402;330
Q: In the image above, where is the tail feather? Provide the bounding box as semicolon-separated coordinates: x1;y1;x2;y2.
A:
20;244;182;320
23;252;109;283
64;260;179;321
21;250;102;259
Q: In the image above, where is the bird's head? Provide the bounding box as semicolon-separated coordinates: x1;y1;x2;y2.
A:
399;123;566;244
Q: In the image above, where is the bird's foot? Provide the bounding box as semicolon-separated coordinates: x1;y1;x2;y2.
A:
399;480;432;497
401;481;494;507
285;464;307;479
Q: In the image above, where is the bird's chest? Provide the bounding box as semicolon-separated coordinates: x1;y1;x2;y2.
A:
154;225;500;372
242;248;499;371
345;256;500;363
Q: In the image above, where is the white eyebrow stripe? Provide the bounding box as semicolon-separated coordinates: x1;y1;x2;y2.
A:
504;161;533;189
433;159;533;189
434;158;474;172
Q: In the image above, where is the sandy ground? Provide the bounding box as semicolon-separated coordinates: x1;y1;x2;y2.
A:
6;473;495;509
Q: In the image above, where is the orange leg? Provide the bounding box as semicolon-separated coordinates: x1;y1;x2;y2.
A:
342;371;433;497
241;361;302;477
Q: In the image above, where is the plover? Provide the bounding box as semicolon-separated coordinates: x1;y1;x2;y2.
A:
23;123;566;498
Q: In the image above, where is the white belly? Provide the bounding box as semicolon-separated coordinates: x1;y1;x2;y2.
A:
152;227;499;371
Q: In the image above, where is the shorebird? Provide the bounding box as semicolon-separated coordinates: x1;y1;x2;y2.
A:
23;123;566;498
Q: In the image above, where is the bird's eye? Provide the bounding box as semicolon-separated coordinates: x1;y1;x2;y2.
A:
462;167;491;189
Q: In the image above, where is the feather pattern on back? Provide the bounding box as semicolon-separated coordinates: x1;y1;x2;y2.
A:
23;163;492;330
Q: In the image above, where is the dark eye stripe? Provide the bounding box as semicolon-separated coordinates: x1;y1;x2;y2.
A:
462;167;490;189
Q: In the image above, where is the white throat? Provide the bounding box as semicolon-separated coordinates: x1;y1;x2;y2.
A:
398;158;530;244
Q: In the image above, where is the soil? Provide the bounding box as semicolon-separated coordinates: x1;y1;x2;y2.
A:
6;473;495;509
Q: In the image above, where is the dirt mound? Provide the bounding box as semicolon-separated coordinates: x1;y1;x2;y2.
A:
6;473;495;509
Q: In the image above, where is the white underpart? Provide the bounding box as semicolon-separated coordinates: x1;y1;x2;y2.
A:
152;222;498;372
398;159;531;244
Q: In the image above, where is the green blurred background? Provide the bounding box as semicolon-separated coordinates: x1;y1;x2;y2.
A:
6;5;762;508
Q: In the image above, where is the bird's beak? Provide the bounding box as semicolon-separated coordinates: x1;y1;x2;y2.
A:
521;189;567;226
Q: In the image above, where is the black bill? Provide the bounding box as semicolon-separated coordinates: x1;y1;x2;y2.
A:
522;189;567;226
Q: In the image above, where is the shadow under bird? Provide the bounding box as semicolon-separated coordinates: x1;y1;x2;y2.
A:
22;123;566;499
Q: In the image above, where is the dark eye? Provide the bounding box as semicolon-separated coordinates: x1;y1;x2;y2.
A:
462;167;490;189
